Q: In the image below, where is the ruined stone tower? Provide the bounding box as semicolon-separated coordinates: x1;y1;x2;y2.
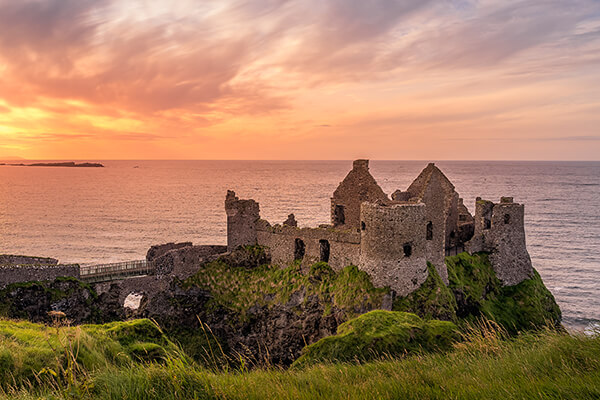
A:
330;159;388;229
467;197;534;285
359;201;429;296
225;190;259;251
391;163;465;283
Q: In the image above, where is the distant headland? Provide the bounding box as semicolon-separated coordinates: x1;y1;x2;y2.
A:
0;161;104;167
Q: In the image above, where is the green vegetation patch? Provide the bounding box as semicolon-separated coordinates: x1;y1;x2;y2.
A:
446;252;562;333
292;310;460;367
393;262;457;321
0;318;181;388
1;319;600;399
184;247;389;320
393;253;561;335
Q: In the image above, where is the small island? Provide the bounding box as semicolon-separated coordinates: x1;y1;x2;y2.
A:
0;161;104;167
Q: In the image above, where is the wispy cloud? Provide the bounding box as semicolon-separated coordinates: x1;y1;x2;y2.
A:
0;0;599;159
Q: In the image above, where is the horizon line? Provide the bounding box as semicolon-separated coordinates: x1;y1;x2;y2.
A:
1;158;599;163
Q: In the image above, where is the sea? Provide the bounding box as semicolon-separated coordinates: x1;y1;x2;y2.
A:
1;160;598;332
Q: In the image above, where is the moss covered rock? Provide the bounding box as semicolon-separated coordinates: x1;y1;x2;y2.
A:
292;310;460;367
445;252;561;333
393;253;561;334
392;262;457;321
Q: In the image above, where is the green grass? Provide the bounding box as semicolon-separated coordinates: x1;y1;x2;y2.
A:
292;310;460;367
184;256;389;321
1;319;598;399
0;318;182;389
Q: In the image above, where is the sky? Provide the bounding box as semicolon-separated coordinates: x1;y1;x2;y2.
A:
0;0;599;160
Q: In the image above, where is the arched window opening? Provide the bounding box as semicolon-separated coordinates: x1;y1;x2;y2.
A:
361;221;366;231
403;243;412;258
294;238;305;260
319;240;330;263
426;222;433;240
504;214;511;224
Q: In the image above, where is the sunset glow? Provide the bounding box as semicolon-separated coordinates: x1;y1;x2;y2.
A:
1;0;599;160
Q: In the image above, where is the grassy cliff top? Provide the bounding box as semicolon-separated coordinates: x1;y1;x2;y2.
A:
184;253;390;320
394;252;562;334
0;319;598;399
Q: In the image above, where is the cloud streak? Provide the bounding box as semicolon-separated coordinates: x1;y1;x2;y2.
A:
0;0;599;159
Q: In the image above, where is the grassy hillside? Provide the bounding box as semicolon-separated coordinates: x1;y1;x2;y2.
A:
0;318;182;390
0;318;598;399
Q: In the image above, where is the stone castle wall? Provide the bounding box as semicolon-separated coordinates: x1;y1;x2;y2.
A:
330;159;388;229
225;190;260;251
467;197;534;285
153;244;228;278
359;202;428;296
0;264;80;288
256;222;361;271
0;255;58;265
146;242;193;262
412;173;449;283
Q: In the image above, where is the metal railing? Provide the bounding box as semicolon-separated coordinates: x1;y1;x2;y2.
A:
80;260;154;283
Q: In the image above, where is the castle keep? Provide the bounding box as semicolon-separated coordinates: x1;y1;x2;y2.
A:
226;160;534;296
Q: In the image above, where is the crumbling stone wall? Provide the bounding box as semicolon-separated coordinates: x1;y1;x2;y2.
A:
467;197;534;285
359;202;428;296
256;220;361;271
0;264;80;288
401;164;452;282
330;159;388;230
225;190;260;251
153;244;228;278
146;242;193;262
456;198;475;245
399;163;475;282
0;255;58;265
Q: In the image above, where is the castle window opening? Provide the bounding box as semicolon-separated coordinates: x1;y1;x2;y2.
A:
449;231;456;239
333;205;345;225
459;214;467;222
484;218;491;230
504;214;511;224
403;243;412;258
426;222;433;240
319;240;330;263
294;238;305;260
361;221;366;231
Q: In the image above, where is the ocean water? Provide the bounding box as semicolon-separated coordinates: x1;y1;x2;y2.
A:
1;160;599;330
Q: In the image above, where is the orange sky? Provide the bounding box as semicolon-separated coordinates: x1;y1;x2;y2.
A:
1;0;599;160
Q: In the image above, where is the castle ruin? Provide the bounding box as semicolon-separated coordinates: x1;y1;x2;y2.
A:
226;160;534;296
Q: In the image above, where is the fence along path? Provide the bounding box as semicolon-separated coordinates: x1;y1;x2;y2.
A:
79;260;155;283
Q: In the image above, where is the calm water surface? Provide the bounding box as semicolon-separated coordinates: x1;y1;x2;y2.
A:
1;160;598;331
